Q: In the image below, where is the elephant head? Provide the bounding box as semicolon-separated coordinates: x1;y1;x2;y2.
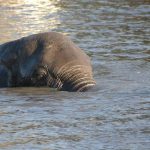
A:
0;32;96;92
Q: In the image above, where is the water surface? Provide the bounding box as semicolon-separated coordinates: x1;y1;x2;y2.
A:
0;0;150;149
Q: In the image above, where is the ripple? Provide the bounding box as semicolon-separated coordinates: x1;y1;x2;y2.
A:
0;0;150;149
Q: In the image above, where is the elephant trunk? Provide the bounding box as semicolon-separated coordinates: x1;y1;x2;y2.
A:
57;64;96;92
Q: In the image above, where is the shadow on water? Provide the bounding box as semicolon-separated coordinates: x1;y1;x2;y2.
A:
0;0;150;149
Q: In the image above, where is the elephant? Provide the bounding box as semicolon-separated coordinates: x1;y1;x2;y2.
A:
0;32;96;92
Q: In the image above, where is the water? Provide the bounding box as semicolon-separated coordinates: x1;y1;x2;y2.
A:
0;0;150;149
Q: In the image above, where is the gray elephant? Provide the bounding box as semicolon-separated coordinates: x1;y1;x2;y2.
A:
0;32;95;91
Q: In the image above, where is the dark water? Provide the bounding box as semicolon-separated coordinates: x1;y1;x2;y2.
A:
0;0;150;149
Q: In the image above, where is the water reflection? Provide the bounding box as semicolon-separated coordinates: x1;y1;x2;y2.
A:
0;0;61;43
0;0;150;149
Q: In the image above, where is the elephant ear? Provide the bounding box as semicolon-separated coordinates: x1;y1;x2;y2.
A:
20;56;39;78
0;52;17;69
0;65;9;87
0;41;18;69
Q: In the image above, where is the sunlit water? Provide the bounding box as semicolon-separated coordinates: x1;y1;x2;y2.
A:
0;0;150;149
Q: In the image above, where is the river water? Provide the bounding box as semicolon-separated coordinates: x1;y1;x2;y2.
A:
0;0;150;149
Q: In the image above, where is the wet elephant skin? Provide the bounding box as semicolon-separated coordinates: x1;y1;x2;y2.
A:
0;32;95;91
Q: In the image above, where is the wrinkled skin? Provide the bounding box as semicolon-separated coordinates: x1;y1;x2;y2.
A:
0;32;95;92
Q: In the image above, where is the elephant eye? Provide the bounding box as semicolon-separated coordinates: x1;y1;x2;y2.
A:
32;67;47;79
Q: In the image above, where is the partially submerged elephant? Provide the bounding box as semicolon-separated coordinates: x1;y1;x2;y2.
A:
0;32;95;91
